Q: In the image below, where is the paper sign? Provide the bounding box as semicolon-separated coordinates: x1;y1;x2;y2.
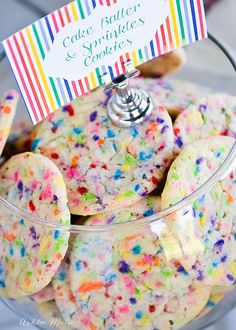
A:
2;0;207;124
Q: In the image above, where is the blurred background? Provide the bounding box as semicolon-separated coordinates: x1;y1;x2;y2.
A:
0;0;235;329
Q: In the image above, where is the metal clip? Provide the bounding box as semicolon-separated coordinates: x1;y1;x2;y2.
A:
102;61;154;128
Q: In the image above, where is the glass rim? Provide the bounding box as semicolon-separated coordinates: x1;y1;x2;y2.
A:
0;32;236;233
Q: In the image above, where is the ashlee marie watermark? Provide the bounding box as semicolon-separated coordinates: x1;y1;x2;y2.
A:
20;317;72;328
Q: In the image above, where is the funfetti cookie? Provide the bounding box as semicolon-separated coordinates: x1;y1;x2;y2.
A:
162;136;236;286
53;238;133;330
4;94;86;158
53;249;129;330
31;284;54;304
197;286;234;319
53;253;79;328
162;136;235;208
70;234;132;329
37;301;73;330
53;198;162;329
150;286;210;330
138;48;186;78
87;195;161;225
32;89;174;215
0;152;70;298
174;94;236;155
52;237;77;324
0;90;19;156
130;77;213;118
68;197;210;329
9;283;54;305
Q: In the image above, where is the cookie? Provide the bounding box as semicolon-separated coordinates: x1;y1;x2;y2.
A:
32;90;174;215
112;233;210;329
162;136;234;207
197;286;234;319
148;286;210;329
37;301;73;330
8;283;54;305
54;240;133;330
130;77;213;118
31;284;54;304
174;94;236;155
87;195;161;225
0;152;70;297
14;285;54;306
0;90;19;156
162;136;236;286
68;197;210;329
70;234;131;329
138;48;186;78
53;254;79;328
53;198;161;329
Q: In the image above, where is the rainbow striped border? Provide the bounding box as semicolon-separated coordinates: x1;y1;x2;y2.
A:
2;0;207;124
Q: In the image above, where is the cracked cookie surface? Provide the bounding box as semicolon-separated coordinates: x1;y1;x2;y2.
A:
33;89;174;215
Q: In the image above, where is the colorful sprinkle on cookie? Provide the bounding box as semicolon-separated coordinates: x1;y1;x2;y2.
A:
0;152;70;297
33;89;174;215
174;94;236;155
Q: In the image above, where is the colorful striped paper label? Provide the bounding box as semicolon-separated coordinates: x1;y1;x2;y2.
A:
2;0;207;124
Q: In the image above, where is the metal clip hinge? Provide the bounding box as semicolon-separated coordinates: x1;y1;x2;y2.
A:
102;61;154;128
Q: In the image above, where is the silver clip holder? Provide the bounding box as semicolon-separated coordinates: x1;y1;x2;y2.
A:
103;61;154;128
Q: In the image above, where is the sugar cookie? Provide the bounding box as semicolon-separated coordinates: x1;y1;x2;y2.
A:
174;94;236;155
37;301;73;330
33;91;173;215
162;137;236;286
69;197;210;329
31;284;54;304
197;286;234;319
0;152;70;297
130;77;213;117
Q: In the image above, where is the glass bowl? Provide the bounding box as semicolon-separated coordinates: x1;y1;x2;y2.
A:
0;34;236;330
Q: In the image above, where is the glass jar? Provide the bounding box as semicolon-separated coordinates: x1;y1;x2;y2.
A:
0;33;236;330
